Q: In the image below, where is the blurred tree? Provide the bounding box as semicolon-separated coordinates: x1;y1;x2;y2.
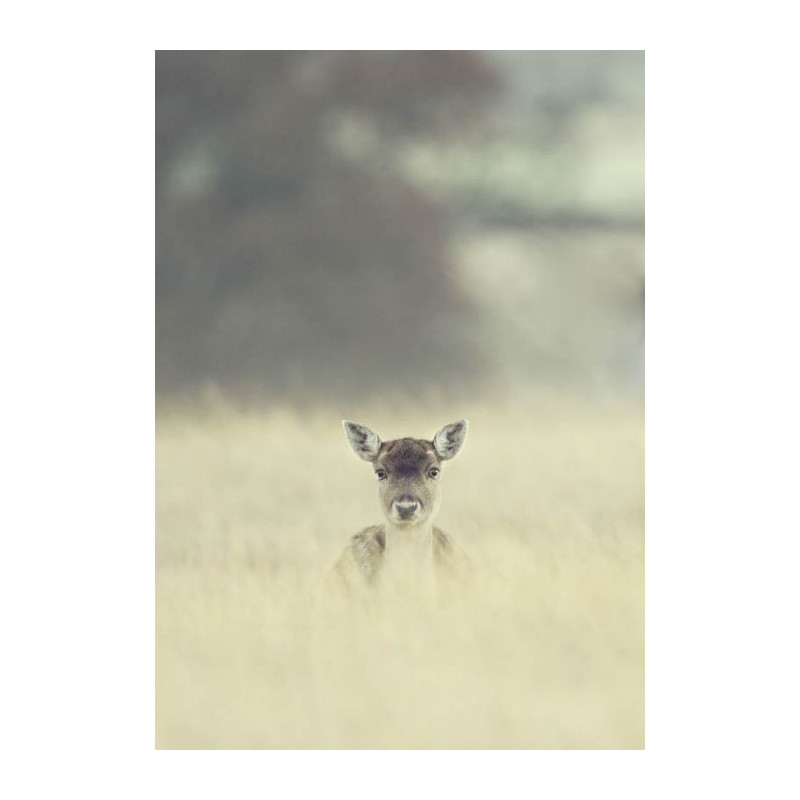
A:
156;51;499;401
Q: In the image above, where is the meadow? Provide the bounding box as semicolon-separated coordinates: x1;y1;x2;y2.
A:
155;399;644;749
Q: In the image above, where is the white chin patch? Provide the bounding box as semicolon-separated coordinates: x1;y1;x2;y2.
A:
392;511;420;524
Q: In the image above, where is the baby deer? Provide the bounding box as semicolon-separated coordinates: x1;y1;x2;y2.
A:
334;419;470;594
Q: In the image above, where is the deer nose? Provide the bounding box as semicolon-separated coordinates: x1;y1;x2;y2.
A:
394;499;419;519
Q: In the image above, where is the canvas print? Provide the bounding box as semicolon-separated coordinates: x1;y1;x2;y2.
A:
155;50;645;749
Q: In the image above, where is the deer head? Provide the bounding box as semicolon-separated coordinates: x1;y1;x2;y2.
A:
342;420;468;528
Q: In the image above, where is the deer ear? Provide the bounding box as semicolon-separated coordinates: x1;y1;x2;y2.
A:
433;419;469;460
342;421;382;462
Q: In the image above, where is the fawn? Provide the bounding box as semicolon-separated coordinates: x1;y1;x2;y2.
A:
334;420;470;594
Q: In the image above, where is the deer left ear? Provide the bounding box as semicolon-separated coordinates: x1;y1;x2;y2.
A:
343;420;382;462
433;419;469;460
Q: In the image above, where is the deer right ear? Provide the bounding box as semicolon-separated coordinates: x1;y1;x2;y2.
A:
433;419;469;460
342;421;382;462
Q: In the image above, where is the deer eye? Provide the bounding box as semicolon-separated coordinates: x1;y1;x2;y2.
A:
428;467;440;479
375;469;388;481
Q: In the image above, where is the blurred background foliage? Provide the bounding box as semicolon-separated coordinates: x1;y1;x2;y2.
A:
156;51;644;404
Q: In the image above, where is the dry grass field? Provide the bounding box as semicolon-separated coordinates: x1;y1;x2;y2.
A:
155;400;644;749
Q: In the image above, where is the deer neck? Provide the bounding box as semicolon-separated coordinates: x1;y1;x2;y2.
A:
382;521;434;565
379;521;436;597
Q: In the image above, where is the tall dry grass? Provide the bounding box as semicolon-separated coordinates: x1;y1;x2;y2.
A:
155;400;644;749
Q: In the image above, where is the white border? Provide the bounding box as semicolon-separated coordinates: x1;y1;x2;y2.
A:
3;30;798;799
